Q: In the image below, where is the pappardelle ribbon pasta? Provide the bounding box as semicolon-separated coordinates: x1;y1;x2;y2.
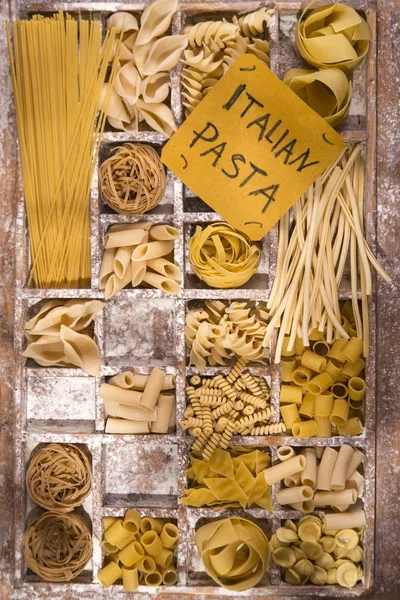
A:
195;517;270;591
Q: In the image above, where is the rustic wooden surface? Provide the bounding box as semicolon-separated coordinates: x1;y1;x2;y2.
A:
1;0;399;598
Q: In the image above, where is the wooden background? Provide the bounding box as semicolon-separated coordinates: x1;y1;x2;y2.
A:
0;0;399;598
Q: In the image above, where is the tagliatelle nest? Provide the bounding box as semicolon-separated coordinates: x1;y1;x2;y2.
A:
99;143;166;215
26;444;92;512
24;511;92;582
189;222;261;288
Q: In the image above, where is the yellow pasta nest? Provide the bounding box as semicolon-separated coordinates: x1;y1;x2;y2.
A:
100;144;166;215
283;68;352;129
195;517;270;591
26;444;92;512
24;511;92;582
189;222;261;288
296;0;371;75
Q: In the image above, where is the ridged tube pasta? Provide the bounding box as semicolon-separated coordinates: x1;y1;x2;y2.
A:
281;357;297;382
338;418;364;436
149;225;180;241
105;520;135;549
330;445;354;491
299;393;315;418
122;566;139;591
124;510;141;534
145;571;163;586
264;455;306;485
147;258;181;281
341;358;365;378
140;531;163;556
307;372;333;395
161;567;177;585
280;385;303;405
119;541;145;567
280;404;300;430
323;511;366;532
132;240;174;261
347;377;365;401
314;393;334;417
100;248;116;289
277;485;314;505
100;384;142;407
114;246;133;279
289;500;315;513
329;339;347;362
317;447;339;491
314;489;357;507
109;371;135;388
330;399;350;426
292;420;319;438
284;471;302;487
341;338;363;363
331;383;348;399
151;393;175;433
160;524;179;549
105;418;150;434
292;366;313;386
142;272;182;295
105;228;146;249
141;367;165;411
137;556;157;573
301;350;327;373
154;548;173;568
347;470;364;492
300;448;317;487
345;449;364;479
277;446;296;462
98;561;122;587
325;359;343;381
314;416;332;437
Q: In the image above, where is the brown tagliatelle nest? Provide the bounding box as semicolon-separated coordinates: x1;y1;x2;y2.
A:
24;511;92;582
26;444;92;512
99;143;166;215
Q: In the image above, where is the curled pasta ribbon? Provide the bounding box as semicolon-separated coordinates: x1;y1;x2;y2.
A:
284;67;352;129
24;511;92;582
296;0;371;75
26;444;91;512
189;222;261;289
195;517;270;591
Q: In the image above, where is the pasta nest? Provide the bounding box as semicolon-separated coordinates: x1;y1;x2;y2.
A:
296;0;371;75
99;143;166;215
26;444;92;512
24;511;92;582
283;67;352;129
195;517;270;591
189;222;261;288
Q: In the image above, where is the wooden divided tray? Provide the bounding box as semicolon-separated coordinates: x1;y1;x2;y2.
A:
7;0;384;598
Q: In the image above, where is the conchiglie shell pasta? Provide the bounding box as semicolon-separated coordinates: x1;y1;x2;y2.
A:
136;0;178;46
143;35;189;76
107;12;139;33
136;99;176;137
141;73;171;103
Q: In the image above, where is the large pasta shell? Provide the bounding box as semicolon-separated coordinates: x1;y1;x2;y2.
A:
132;41;152;76
136;0;178;46
141;73;171;103
136;99;176;138
119;32;137;61
100;84;131;122
143;35;189;76
60;325;101;376
114;61;142;104
107;11;139;33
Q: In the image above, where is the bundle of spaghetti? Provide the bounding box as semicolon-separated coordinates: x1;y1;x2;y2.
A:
99;222;182;297
24;511;92;582
7;12;120;288
185;300;269;368
263;143;390;363
181;8;273;117
26;444;91;512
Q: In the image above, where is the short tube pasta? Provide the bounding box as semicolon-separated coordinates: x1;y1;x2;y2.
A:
325;359;343;381
142;272;182;294
341;358;365;378
345;449;364;479
105;418;151;434
145;572;163;586
132;240;174;261
281;357;297;382
99;248;116;289
314;393;334;417
100;384;142;407
119;541;145;567
314;488;357;506
280;403;301;430
307;372;333;395
292;420;319;438
330;445;354;490
323;510;366;531
317;447;338;490
277;446;296;462
151;393;175;433
276;485;314;505
122;566;139;591
284;471;302;487
292;366;313;386
124;510;142;534
299;393;315;418
161;567;177;585
301;350;327;373
141;367;165;411
328;339;347;362
289;500;315;513
160;523;179;549
149;224;180;241
347;470;364;492
347;377;366;401
300;448;317;487
280;385;303;404
105;228;146;249
147;258;182;281
312;341;330;357
140;531;163;556
141;518;163;534
98;561;122;587
264;455;306;485
314;416;332;437
338;417;364;436
330;399;350;426
341;337;363;363
109;371;135;388
331;382;348;399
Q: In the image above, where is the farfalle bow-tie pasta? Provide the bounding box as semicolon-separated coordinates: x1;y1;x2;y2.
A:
296;0;371;75
195;517;270;591
23;299;104;375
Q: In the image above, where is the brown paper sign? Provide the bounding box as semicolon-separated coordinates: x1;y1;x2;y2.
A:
162;54;344;240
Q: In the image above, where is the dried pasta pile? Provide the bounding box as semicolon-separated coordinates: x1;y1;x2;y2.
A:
186;300;269;369
26;444;92;512
278;302;366;438
7;12;120;287
23;300;104;375
195;517;270;591
99;511;178;589
263;144;390;363
182;359;285;453
271;516;364;587
24;511;92;582
180;446;272;509
189;222;261;288
266;445;364;514
100;223;182;297
100;144;166;215
105;1;188;135
182;8;272;117
100;368;176;434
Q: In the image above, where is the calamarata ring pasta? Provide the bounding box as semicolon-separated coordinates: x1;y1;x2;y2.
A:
189;222;261;288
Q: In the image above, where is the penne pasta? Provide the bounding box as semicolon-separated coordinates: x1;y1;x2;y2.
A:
147;257;182;281
142;272;182;294
132;240;174;261
99;248;116;289
149;224;180;241
105;228;146;249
